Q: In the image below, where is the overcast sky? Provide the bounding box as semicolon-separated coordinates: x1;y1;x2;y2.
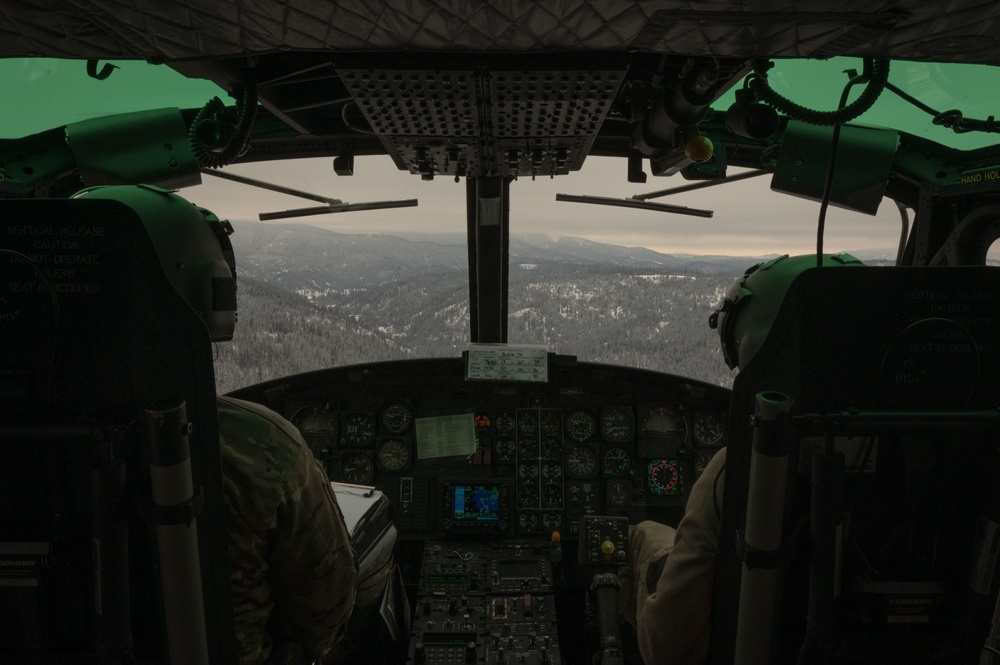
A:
187;155;907;258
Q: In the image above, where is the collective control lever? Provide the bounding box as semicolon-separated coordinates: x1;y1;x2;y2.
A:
579;516;631;665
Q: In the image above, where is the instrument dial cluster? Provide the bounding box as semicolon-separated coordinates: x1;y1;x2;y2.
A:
233;359;730;539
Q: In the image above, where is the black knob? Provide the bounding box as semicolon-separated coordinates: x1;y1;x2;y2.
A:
414;642;425;664
465;640;478;664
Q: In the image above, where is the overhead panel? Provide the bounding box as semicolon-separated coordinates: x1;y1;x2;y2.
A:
493;69;623;179
338;66;625;178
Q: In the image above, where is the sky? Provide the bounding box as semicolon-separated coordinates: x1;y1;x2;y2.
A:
186;155;908;258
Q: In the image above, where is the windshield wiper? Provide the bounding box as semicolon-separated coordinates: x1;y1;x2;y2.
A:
200;168;417;220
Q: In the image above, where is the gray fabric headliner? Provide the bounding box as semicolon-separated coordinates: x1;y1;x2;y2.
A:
1;1;1000;64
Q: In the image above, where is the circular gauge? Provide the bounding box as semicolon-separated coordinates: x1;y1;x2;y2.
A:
518;462;539;481
600;408;634;443
540;436;561;459
695;449;717;474
566;444;598;478
518;436;539;459
541;411;562;435
380;402;413;435
603;447;633;476
565;410;597;442
541;462;563;482
606;479;632;507
641;406;687;446
291;405;336;458
341;413;376;447
494;438;516;462
519;512;539;529
518;411;538;435
518;485;539;509
541;483;563;509
291;405;336;438
693;412;726;446
495;413;516;434
340;452;375;484
647;459;682;496
376;438;410;472
543;512;562;529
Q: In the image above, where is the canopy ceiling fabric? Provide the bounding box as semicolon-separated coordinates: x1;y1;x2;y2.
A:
1;1;999;64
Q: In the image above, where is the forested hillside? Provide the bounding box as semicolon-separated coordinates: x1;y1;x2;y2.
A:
214;222;750;393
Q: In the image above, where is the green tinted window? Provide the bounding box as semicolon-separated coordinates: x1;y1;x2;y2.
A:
0;58;223;138
717;58;1000;151
2;56;999;151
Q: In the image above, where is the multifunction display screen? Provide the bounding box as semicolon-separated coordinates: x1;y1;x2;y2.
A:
453;484;501;522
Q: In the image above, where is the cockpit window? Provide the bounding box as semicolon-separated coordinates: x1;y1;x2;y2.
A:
715;58;1000;151
0;58;224;137
4;57;1000;152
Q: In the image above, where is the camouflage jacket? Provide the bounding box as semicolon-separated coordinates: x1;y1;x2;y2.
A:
218;396;357;665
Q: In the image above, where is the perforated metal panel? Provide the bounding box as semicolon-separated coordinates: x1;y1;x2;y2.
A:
340;66;624;178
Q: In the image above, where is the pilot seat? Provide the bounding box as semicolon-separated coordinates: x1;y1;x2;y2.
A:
0;195;238;664
709;262;1000;664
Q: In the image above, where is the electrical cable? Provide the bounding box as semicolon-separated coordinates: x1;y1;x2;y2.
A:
749;58;890;127
815;69;871;263
885;81;998;134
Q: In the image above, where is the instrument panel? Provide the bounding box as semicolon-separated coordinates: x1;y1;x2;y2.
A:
228;356;729;539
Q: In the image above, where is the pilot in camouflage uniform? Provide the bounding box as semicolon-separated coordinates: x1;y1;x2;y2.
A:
219;395;358;665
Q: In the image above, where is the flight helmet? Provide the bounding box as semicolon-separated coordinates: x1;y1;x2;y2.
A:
74;184;237;341
709;253;863;370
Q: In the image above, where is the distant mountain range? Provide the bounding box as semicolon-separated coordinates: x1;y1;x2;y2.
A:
229;221;781;289
214;221;898;394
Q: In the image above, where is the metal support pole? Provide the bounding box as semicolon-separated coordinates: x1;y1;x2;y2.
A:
146;402;209;665
466;177;510;344
91;438;132;662
797;444;846;663
735;391;795;665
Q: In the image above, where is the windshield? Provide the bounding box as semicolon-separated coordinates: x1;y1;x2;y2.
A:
2;56;999;394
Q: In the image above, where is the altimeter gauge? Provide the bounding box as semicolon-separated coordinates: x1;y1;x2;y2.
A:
600;407;634;443
377;438;410;472
380;401;413;435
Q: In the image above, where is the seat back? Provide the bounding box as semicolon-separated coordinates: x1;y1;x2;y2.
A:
709;266;1000;664
0;198;236;663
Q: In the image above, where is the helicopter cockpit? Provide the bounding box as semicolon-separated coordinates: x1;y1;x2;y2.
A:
3;3;1000;665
